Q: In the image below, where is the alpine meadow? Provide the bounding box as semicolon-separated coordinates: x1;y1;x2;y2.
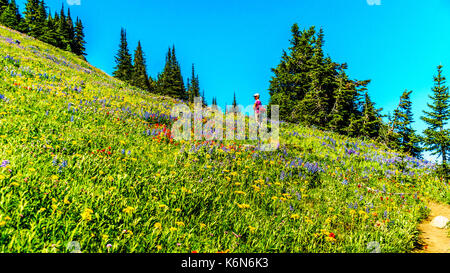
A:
0;0;449;255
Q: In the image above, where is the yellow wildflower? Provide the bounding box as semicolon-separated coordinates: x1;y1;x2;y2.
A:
123;206;135;214
291;214;300;220
237;203;250;209
81;208;93;221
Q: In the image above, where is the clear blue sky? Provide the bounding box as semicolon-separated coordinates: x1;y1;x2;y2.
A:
17;0;450;161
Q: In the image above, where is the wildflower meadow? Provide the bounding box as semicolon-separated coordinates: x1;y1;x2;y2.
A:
0;25;449;253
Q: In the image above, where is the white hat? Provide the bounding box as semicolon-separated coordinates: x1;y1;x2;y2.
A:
253;93;260;97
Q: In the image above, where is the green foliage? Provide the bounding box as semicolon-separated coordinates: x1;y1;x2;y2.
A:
113;28;133;83
72;17;86;57
131;41;151;92
1;0;86;57
360;92;383;139
187;64;200;103
421;65;450;165
0;26;448;253
156;46;187;100
391;90;422;158
0;0;8;13
0;0;21;30
268;23;383;140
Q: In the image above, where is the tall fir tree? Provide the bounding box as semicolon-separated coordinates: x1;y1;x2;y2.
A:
131;41;151;91
171;46;187;100
66;8;75;52
329;64;356;133
36;1;55;45
392;90;422;158
55;4;71;51
421;65;450;167
295;28;338;127
360;92;383;139
112;28;133;83
0;0;8;14
35;0;48;39
187;64;200;102
156;46;187;100
73;17;86;57
23;0;39;35
201;90;207;107
156;47;173;95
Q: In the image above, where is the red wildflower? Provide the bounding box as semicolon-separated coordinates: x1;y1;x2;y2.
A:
329;232;336;238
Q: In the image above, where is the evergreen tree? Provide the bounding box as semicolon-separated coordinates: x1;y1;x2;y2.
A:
0;0;9;14
421;65;450;167
36;1;56;45
268;22;376;137
201;90;207;106
156;47;173;95
171;46;187;100
34;0;48;39
131;41;151;91
0;0;21;30
73;17;86;56
149;76;156;93
295;28;337;127
112;28;133;83
23;0;39;35
329;64;356;133
55;4;71;50
157;46;187;100
66;7;75;52
268;23;316;122
391;90;422;157
187;64;200;102
360;92;383;138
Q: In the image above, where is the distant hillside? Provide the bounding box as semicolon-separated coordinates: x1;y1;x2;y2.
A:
0;25;448;253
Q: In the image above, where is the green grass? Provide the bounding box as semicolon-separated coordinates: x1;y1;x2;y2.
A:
0;25;449;253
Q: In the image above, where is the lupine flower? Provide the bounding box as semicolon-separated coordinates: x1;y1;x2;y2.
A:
1;160;10;168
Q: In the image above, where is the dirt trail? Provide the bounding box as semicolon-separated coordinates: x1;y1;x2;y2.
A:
416;200;450;253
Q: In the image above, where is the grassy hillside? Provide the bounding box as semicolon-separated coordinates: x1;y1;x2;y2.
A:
0;25;449;253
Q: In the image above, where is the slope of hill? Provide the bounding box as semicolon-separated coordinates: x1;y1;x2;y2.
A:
0;25;449;253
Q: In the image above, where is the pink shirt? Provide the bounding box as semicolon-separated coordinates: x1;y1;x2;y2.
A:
254;99;262;114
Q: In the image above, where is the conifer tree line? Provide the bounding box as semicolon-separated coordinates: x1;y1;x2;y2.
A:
113;28;206;104
0;0;86;57
268;23;383;140
268;23;450;167
113;23;449;168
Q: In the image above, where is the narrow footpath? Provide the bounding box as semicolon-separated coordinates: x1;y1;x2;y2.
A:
416;200;450;253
